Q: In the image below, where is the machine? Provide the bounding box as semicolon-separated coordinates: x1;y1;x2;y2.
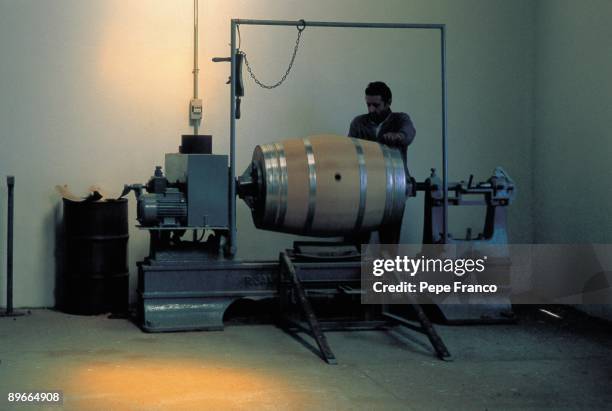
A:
121;19;517;363
123;131;515;363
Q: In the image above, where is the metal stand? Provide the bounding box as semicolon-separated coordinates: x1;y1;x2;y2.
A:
418;168;515;323
278;247;451;364
279;251;338;364
226;19;450;255
1;176;26;318
382;307;451;360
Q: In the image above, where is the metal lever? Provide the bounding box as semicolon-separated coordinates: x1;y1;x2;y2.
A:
213;52;244;119
212;53;245;94
212;57;232;84
235;97;241;119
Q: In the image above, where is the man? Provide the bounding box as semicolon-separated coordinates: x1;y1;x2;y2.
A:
348;81;416;169
348;81;416;244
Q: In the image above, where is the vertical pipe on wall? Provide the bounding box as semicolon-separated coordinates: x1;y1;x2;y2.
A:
441;25;448;244
193;0;199;136
229;20;237;256
6;176;14;313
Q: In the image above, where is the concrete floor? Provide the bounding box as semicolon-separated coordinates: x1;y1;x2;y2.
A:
0;307;610;410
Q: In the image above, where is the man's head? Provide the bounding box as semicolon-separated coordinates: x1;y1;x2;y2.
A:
365;81;392;123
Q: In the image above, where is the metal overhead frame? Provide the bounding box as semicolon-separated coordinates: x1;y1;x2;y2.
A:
228;19;449;255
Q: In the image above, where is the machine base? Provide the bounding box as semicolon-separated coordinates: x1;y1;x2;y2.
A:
138;249;514;331
138;256;277;332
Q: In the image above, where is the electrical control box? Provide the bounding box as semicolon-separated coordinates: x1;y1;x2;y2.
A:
190;99;203;121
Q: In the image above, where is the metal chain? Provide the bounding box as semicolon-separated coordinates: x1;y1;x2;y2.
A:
239;21;306;89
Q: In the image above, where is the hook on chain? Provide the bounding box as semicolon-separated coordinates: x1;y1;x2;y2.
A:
297;19;306;32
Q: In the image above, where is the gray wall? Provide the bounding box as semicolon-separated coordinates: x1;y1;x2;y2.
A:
534;0;612;320
1;0;535;307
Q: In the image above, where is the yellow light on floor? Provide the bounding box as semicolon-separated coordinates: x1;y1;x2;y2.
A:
63;357;306;410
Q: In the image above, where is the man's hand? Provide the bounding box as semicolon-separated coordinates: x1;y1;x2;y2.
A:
381;132;405;147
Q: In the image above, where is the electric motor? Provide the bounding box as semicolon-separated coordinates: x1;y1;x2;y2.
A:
137;188;187;227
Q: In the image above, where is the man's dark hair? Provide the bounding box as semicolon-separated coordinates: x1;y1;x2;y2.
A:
365;81;392;104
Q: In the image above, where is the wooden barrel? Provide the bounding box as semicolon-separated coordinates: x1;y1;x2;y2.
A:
250;134;406;236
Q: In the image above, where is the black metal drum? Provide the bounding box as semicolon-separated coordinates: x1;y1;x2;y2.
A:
61;198;129;315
